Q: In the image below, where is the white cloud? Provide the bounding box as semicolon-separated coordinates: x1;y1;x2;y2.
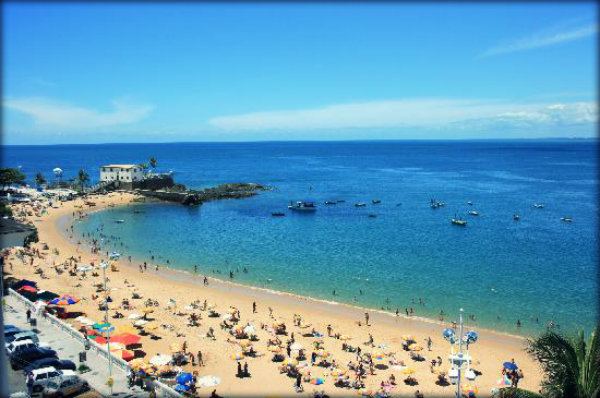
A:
209;98;598;132
479;22;597;57
3;97;155;130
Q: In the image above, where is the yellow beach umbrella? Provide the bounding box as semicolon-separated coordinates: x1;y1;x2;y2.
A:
339;335;351;340
142;307;154;314
330;368;347;377
408;343;423;351
144;322;159;331
401;368;415;375
115;324;138;335
239;340;252;348
129;358;148;370
170;343;182;353
230;352;245;361
299;322;311;329
282;358;298;367
267;345;282;353
461;383;479;395
401;334;414;341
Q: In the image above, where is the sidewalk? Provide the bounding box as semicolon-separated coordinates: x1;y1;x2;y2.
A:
4;293;149;398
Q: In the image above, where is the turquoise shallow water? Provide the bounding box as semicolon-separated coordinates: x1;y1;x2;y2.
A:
4;140;598;336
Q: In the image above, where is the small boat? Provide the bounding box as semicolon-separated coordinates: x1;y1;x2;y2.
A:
288;201;317;212
451;214;467;226
533;203;544;209
396;203;402;207
451;218;467;226
368;214;377;218
513;214;520;221
324;201;337;205
354;203;367;207
560;217;573;222
336;200;346;203
115;219;125;224
468;210;479;216
467;201;472;205
372;199;381;204
271;212;285;217
430;199;445;208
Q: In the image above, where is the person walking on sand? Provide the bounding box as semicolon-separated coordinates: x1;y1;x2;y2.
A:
237;362;243;378
26;308;31;322
198;350;204;366
253;301;256;313
365;312;370;326
243;361;249;377
204;276;208;286
327;324;332;336
426;336;432;351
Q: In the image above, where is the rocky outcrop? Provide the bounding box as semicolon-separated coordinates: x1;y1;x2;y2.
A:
136;183;272;206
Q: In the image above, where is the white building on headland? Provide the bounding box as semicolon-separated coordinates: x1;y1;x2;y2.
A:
100;164;144;183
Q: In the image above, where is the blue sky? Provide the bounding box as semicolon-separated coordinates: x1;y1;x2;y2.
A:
3;2;598;144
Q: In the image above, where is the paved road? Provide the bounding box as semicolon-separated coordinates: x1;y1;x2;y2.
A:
4;294;149;398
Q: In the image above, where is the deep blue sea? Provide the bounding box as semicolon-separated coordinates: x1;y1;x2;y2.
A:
3;140;598;336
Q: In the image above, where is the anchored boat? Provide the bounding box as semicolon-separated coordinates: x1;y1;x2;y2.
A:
288;201;317;212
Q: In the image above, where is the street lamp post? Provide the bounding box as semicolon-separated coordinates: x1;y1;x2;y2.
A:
99;261;113;394
443;308;478;398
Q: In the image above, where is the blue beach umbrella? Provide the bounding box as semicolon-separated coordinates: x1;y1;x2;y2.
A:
465;331;478;344
174;384;190;392
176;372;193;385
503;362;518;371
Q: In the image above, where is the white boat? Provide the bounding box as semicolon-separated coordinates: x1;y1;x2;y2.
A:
288;201;317;212
115;219;125;223
533;203;544;209
467;201;472;205
560;217;573;222
354;202;367;207
468;210;479;216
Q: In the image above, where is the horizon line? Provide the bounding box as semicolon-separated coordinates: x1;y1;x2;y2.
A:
2;136;598;147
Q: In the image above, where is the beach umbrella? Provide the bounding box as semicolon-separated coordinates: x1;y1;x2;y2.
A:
339;335;351;340
143;322;159;331
497;376;512;386
243;325;256;334
503;362;518;371
230;352;245;361
18;285;37;293
222;313;233;320
129;358;148;370
91;336;108;344
315;349;330;358
174;384;190;393
150;354;173;367
33;300;47;312
176;372;194;385
357;388;375;396
228;307;237;314
309;378;325;385
142;307;154;314
299;322;311;329
401;368;415;375
371;351;385;361
290;342;303;351
35;291;59;302
128;313;141;320
116;349;135;361
114;324;138;335
170;343;183;353
77;265;93;272
197;375;221;388
282;358;298;367
93;322;111;330
267;345;282;353
461;383;479;396
134;319;148;327
49;295;80;306
111;333;141;346
377;343;389;350
239;340;252;348
401;334;414;342
330;368;347;377
103;342;126;351
408;343;423;351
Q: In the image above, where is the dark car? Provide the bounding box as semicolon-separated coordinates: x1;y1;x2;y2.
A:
10;347;57;370
24;358;77;374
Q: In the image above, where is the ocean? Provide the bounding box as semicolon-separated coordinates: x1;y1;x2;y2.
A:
3;140;598;336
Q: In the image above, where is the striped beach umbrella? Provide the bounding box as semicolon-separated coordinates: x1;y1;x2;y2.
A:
461;383;479;396
93;322;111;330
49;295;80;306
230;352;245;361
309;377;325;385
315;349;330;358
282;358;298;367
371;350;385;361
330;368;347;377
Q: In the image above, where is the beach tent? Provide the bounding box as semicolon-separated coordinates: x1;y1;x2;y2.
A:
49;295;80;306
17;285;37;293
13;279;37;290
176;372;193;385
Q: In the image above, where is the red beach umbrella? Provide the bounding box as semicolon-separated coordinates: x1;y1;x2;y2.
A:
111;333;141;346
18;285;38;293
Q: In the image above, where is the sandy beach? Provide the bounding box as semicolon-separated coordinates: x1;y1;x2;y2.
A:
5;193;543;397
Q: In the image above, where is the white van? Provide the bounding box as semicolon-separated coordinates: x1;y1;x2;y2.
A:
30;367;77;387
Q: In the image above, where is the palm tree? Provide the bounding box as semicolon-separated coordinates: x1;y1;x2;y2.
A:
139;163;148;175
77;169;90;192
526;325;599;398
149;157;157;170
35;173;46;188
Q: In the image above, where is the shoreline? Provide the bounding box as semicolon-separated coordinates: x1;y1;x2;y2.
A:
66;200;532;343
8;192;543;397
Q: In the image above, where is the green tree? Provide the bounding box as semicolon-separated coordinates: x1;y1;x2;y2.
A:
35;172;47;188
149;157;157;170
527;325;599;398
139;163;148;174
0;168;26;189
77;169;90;192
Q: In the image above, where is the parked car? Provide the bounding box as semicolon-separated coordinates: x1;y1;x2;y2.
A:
10;347;57;370
4;326;22;341
24;358;77;374
6;330;40;346
29;367;65;387
43;376;89;398
6;339;37;356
